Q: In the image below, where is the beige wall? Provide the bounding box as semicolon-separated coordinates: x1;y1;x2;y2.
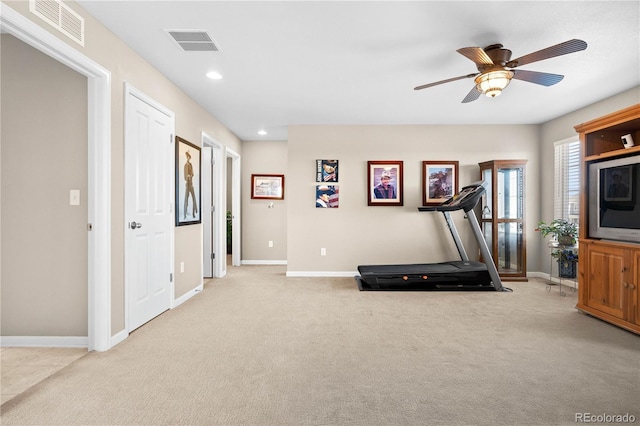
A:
285;125;541;273
1;0;241;339
241;140;288;262
1;34;88;336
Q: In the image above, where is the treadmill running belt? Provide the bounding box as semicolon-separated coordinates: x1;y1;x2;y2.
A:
357;261;496;291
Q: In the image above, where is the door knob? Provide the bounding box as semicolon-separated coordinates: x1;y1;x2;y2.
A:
129;221;142;229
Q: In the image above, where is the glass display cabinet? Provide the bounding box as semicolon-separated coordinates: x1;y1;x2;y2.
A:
478;160;528;281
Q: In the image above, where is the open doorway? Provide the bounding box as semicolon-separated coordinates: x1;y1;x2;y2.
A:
202;134;241;278
1;4;111;351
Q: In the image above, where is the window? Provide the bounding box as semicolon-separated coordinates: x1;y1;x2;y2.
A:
554;138;580;224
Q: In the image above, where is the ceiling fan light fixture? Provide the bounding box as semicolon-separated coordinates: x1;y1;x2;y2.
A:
474;69;514;98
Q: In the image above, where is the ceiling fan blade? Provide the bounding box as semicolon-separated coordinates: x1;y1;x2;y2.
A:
461;87;481;103
457;47;494;67
414;73;478;91
512;70;564;86
508;39;587;68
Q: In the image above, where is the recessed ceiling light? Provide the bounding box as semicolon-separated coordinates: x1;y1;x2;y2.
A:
206;71;223;80
258;130;267;136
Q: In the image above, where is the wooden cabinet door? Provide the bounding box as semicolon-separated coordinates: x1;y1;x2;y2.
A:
627;250;640;326
586;246;626;319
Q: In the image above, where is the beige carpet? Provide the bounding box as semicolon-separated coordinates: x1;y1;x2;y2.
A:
1;265;638;425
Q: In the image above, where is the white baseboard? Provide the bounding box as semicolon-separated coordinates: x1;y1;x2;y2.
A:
286;271;359;277
173;284;203;308
110;329;128;349
528;271;578;288
242;260;287;265
0;336;88;348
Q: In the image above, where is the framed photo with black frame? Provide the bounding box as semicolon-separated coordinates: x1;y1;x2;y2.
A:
175;136;201;226
367;161;403;206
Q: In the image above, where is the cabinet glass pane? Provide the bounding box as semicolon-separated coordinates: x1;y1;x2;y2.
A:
482;169;492;217
498;222;523;274
497;168;524;219
482;222;492;249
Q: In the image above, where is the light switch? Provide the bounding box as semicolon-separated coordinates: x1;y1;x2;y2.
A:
70;190;80;206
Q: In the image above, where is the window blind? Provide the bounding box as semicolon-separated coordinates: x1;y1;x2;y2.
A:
554;138;580;223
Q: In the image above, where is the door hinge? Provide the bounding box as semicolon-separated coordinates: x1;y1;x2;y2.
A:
212;253;215;259
211;206;215;212
211;158;215;166
170;134;174;144
170;273;173;282
87;223;93;231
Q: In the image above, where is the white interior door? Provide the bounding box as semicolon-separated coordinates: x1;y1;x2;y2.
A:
202;147;214;278
125;88;174;332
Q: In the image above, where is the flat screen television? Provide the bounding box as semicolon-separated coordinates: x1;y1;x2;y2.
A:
588;154;640;243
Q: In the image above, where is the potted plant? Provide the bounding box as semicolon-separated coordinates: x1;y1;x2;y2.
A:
536;219;578;245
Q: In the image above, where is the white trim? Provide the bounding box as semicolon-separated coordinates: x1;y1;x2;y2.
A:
1;336;88;348
226;148;242;267
1;3;112;352
286;271;359;277
174;284;204;308
527;271;579;288
242;260;288;265
553;135;579;147
110;329;128;349
202;133;226;278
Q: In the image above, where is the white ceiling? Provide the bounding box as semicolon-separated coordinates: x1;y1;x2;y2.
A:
76;1;640;141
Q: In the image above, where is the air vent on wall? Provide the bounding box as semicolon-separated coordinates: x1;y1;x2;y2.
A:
166;30;220;52
29;0;85;46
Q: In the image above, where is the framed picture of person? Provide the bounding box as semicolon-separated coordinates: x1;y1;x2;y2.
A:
251;174;285;200
422;161;458;206
316;185;339;208
175;136;202;226
422;161;459;206
316;159;338;182
367;161;403;206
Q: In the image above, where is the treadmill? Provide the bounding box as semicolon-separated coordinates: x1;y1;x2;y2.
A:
356;180;504;291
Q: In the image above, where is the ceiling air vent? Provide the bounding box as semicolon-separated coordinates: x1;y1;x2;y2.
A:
166;30;220;52
29;0;85;46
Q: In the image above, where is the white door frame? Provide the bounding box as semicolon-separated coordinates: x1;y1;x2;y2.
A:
1;4;112;351
202;133;226;277
227;148;242;267
201;146;214;278
124;83;175;331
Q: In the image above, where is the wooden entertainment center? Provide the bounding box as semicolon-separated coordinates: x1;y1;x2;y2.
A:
574;104;640;335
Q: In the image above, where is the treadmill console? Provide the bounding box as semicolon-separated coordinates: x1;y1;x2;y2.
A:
418;181;487;213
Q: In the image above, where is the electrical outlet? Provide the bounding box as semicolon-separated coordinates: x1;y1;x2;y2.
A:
320;248;326;256
268;240;274;248
180;262;185;273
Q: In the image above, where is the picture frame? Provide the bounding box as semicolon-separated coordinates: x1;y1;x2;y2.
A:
316;159;339;182
367;161;403;206
422;161;459;206
251;174;285;200
316;185;339;208
604;166;633;202
175;136;201;226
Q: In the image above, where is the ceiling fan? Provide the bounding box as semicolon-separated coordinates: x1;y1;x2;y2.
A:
414;39;587;103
